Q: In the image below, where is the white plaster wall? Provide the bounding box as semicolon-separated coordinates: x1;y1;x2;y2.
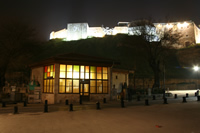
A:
112;72;128;93
31;67;43;87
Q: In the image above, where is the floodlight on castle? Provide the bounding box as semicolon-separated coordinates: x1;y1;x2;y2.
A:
50;20;200;48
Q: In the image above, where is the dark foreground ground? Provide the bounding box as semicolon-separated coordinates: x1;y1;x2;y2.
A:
0;95;199;133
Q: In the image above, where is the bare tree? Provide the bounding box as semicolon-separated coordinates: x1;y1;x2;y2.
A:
129;19;180;90
0;19;38;92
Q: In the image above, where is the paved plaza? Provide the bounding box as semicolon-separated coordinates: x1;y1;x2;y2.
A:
0;94;200;133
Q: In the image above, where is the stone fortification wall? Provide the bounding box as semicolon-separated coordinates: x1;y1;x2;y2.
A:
129;78;198;90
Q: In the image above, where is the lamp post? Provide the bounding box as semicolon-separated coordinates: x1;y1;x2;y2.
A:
193;66;199;89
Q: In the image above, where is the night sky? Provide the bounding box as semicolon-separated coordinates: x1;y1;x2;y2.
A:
0;0;199;40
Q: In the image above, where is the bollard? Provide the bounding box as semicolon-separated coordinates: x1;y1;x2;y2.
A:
145;99;149;106
182;97;187;103
96;101;101;110
103;98;106;103
137;96;140;101
65;100;68;105
80;97;82;105
24;101;27;107
13;106;18;114
2;102;6;107
186;93;189;98
121;98;125;108
197;96;200;101
45;100;48;105
69;104;73;111
44;104;48;112
174;94;177;99
164;98;168;104
153;95;156;100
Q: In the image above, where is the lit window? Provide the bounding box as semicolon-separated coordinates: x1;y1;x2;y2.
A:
43;65;55;93
73;65;79;78
73;80;79;93
90;80;96;93
59;79;65;93
103;81;108;93
67;65;72;78
85;66;89;79
66;79;72;93
97;80;102;93
60;64;66;78
97;67;102;79
80;66;84;79
103;67;108;79
90;66;96;79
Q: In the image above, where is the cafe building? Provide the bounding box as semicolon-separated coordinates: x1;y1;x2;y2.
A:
30;53;122;104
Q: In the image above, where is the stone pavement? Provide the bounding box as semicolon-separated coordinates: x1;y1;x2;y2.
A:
0;95;200;133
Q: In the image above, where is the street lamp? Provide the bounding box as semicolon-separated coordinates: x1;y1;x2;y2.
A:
193;66;199;89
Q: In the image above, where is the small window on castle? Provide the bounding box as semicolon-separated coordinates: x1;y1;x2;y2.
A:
116;75;118;79
185;41;190;47
186;35;189;37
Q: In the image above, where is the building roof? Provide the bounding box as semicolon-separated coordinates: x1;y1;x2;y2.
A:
30;53;120;68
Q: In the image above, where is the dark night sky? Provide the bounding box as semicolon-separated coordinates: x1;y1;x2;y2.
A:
0;0;199;40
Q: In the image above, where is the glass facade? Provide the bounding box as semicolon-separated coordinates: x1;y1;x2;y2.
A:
59;64;108;94
43;65;55;93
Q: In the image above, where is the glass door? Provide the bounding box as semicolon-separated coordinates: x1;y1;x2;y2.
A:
80;83;90;101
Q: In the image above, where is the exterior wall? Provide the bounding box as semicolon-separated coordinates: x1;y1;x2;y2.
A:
56;94;80;103
50;29;67;40
31;67;43;88
130;77;198;90
88;27;105;37
31;64;112;104
67;23;88;41
194;24;200;44
112;72;128;93
112;26;128;35
49;21;200;48
90;94;110;101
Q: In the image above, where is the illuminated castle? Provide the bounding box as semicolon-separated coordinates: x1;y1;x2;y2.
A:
50;20;200;48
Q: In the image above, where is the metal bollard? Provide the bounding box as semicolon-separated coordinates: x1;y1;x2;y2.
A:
174;94;177;99
65;100;68;105
182;97;187;103
69;104;73;111
24;101;27;107
164;98;168;104
45;100;48;105
14;106;18;114
197;96;200;101
96;101;101;110
153;95;156;100
2;102;6;107
137;96;140;101
145;99;149;106
44;104;48;112
103;98;106;103
80;98;82;105
186;93;189;98
121;98;125;108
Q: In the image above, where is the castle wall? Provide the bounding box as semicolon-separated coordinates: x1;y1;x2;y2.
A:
67;23;88;41
129;77;198;90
